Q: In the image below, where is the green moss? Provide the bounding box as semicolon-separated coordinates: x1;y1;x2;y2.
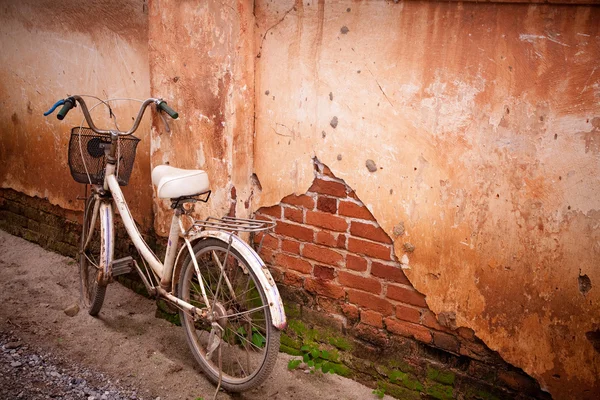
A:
328;335;352;351
284;303;301;319
387;359;415;374
388;370;423;392
288;319;308;336
281;333;302;350
378;382;422;400
155;299;181;326
427;367;456;386
426;383;454;400
329;362;352;377
280;345;303;356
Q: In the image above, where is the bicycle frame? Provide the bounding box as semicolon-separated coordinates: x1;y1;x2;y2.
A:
87;162;286;329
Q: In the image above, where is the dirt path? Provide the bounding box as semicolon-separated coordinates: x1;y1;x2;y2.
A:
0;230;391;400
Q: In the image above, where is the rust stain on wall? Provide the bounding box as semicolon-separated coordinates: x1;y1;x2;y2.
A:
0;0;153;229
254;1;600;398
148;0;255;235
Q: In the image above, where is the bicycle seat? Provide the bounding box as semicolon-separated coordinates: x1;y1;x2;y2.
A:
151;165;210;199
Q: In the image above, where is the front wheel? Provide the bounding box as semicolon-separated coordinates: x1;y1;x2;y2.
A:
178;238;280;392
79;195;112;316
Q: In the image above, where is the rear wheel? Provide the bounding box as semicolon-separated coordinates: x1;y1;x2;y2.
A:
178;238;280;392
79;195;111;316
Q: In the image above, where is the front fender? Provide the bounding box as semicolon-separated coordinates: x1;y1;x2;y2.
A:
173;230;287;330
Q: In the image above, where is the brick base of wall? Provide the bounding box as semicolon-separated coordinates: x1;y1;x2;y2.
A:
254;160;551;400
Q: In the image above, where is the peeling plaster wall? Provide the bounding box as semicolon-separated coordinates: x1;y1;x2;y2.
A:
254;1;600;398
148;0;255;236
0;0;153;228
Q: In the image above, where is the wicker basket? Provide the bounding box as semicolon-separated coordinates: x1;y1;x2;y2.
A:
68;127;140;186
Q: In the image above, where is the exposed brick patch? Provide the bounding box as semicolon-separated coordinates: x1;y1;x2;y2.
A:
395;304;422;324
361;309;383;328
386;284;428;308
341;303;360;322
258;204;282;218
302;243;344;266
384;318;432;344
283;206;303;223
432;330;460;354
338;271;381;294
308;178;347;197
283;270;305;287
304;277;345;299
347;237;392;260
253;233;278;250
282;194;315;209
281;238;301;255
348;289;394;316
306;210;348;232
274;253;312;274
315;231;337;247
317;196;337;214
371;261;411;285
275;221;314;241
421;310;445;331
314;265;335;280
346;254;368;272
350;221;392;244
338;200;375;220
336;234;347;249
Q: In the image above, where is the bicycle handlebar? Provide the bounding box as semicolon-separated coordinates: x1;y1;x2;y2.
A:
44;95;179;136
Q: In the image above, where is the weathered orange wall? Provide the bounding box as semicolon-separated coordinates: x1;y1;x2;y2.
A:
254;1;600;398
147;0;255;236
0;0;153;228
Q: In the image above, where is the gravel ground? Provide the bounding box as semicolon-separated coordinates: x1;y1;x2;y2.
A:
0;331;146;400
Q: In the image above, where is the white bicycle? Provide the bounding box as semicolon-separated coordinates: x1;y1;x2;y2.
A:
44;95;286;392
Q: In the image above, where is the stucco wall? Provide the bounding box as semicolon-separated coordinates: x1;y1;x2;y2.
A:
148;0;255;236
254;1;600;398
0;0;152;228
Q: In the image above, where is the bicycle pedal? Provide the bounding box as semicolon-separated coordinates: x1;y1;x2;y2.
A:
112;256;134;277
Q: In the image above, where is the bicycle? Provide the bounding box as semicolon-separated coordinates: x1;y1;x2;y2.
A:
44;95;286;393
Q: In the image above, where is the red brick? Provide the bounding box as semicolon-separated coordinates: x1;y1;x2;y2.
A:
386;285;428;307
281;194;315;209
259;247;275;264
361;310;383;328
314;265;335;280
275;221;314;241
338;271;381;294
317;296;342;315
346;254;367;272
370;262;411;285
317;196;337;214
348;289;394;316
337;234;347;248
384;318;432;343
432;331;460;354
338;201;375;220
320;164;337;179
315;231;337;247
306;211;348;232
268;265;284;282
302;243;344;266
395;304;421;324
258;205;282;218
274;253;312;274
253;233;278;250
281;239;300;254
308;178;347;197
304;277;345;299
350;221;392;244
284;207;303;223
284;271;304;287
347;237;392;260
341;303;360;321
421;310;445;330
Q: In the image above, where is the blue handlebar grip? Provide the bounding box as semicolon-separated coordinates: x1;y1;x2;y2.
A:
44;99;66;116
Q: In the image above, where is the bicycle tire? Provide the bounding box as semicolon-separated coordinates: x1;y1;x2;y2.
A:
79;195;111;316
177;238;280;392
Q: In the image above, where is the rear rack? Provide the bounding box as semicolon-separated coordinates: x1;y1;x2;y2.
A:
190;216;276;234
